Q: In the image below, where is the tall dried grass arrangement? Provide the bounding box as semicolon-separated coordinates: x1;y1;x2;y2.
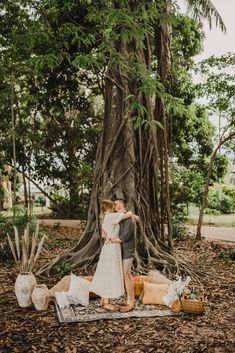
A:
7;223;46;272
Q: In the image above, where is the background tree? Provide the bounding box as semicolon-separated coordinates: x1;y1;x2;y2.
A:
0;0;102;217
195;53;235;238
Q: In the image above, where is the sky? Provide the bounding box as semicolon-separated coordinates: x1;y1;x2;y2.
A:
178;0;235;61
178;0;235;153
196;0;235;61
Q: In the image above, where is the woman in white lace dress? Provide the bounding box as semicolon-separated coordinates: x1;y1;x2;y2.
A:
90;199;133;311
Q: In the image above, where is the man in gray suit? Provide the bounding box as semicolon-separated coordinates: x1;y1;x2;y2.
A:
114;198;137;312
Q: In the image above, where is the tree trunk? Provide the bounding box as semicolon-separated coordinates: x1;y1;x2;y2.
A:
22;168;29;208
38;1;182;277
0;170;4;211
28;163;32;214
11;80;17;205
196;132;235;239
8;163;59;206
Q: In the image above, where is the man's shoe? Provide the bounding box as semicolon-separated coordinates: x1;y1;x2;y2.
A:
119;303;135;313
118;299;128;306
102;303;119;312
118;298;136;306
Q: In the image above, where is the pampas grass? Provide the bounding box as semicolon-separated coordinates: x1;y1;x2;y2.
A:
7;223;46;273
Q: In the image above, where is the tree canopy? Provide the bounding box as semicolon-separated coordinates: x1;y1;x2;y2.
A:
0;0;232;274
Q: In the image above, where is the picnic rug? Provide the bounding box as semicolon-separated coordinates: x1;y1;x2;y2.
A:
54;299;179;323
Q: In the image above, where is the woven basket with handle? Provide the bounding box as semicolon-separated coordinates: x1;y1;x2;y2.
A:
181;286;205;314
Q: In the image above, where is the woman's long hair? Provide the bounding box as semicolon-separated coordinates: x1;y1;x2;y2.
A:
100;199;114;222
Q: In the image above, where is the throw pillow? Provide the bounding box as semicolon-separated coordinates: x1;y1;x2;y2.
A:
55;291;71;309
133;275;150;298
49;275;71;297
142;282;169;305
68;273;91;306
148;270;172;285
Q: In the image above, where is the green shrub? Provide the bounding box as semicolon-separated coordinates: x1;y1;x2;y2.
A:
49;193;89;219
0;240;13;263
0;213;10;241
206;187;235;214
171;203;193;240
0;205;37;263
205;208;221;215
222;186;235;206
34;196;46;208
55;262;72;276
207;190;221;210
229;249;235;261
218;250;234;265
219;195;234;214
172;223;192;240
0;205;37;239
12;205;37;233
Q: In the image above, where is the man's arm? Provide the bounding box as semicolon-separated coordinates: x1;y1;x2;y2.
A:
110;237;122;243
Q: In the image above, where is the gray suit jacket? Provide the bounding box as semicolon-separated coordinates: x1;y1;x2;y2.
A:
119;218;136;260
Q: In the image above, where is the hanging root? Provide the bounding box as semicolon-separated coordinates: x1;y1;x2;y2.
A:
133;240;203;281
36;243;99;277
37;232;200;281
37;222;101;276
37;208;200;279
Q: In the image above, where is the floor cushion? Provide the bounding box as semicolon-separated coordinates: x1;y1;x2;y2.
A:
50;275;99;299
142;282;169;305
148;270;172;285
67;273;91;306
49;275;70;297
134;275;150;298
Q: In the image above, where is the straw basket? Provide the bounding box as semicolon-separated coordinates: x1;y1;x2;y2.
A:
181;288;205;314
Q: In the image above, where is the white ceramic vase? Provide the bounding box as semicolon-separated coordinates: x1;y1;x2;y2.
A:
15;272;37;308
31;284;50;311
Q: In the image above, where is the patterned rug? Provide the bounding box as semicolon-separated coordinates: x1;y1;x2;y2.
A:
54;299;179;323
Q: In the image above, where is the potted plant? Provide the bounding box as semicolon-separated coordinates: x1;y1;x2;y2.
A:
7;224;46;308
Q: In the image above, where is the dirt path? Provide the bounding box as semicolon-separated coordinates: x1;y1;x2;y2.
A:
187;225;235;242
38;219;82;228
38;219;235;242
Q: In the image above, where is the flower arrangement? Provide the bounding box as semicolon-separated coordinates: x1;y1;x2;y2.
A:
7;223;45;272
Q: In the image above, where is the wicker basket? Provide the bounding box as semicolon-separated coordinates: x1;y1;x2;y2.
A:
181;288;205;314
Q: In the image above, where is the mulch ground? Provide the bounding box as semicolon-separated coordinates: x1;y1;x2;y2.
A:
0;225;234;353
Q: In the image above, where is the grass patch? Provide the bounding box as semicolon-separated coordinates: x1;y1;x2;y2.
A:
187;204;235;227
1;206;52;219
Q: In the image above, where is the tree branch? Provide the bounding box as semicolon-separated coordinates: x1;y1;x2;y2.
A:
7;163;58;206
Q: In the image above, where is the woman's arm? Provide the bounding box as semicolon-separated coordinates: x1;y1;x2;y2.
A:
121;212;139;222
101;229;107;239
121;211;133;220
132;215;140;223
103;230;120;243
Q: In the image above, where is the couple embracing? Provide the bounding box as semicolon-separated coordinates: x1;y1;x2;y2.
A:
90;198;139;312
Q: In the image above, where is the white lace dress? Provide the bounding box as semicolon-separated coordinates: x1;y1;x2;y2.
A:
90;212;125;299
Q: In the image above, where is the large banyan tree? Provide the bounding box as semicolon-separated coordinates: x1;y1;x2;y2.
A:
38;0;225;276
